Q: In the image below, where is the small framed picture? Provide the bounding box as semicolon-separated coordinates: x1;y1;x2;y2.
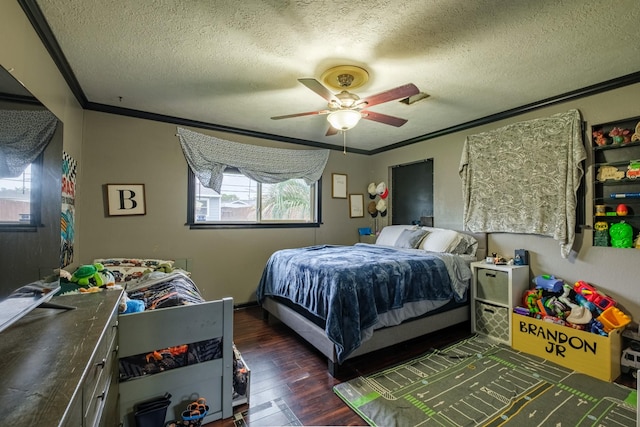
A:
349;194;364;218
332;173;347;199
105;184;146;216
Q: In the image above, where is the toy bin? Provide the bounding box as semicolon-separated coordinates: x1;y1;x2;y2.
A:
511;313;623;382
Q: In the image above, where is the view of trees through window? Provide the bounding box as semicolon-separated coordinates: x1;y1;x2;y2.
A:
193;171;316;223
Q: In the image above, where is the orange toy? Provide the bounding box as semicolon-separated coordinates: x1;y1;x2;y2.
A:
596;306;631;333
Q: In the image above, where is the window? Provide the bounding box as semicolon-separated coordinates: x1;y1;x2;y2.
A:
187;168;321;228
0;158;43;229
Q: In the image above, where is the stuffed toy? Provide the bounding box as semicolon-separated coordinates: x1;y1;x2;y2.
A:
610;221;633;248
119;293;145;314
153;263;173;273
70;263;115;287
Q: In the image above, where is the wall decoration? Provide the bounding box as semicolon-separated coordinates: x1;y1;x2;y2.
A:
60;151;76;267
460;109;585;258
105;184;146;216
332;173;347;199
349;194;364;218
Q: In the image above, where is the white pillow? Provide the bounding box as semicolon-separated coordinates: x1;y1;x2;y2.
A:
375;225;415;246
419;228;464;253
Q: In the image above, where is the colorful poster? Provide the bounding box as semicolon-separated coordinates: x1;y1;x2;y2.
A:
61;151;76;267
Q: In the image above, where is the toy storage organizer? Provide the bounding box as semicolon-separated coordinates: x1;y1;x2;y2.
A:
511;313;622;382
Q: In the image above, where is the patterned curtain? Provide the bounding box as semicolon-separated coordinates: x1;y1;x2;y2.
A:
0;110;59;178
459;109;586;258
177;127;330;193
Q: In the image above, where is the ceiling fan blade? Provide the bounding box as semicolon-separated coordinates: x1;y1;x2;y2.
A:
271;110;330;120
325;126;339;136
298;78;339;103
361;110;408;127
358;83;420;108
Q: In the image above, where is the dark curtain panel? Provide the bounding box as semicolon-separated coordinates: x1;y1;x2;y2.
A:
391;159;433;225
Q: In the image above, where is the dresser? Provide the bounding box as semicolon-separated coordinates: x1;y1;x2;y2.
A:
0;290;122;426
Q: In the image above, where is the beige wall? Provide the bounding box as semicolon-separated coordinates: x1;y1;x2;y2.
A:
79;112;371;302
6;0;639;319
370;83;640;320
1;1;85;268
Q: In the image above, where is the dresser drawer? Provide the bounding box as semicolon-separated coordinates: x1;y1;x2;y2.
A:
61;392;83;427
84;307;119;425
476;268;509;304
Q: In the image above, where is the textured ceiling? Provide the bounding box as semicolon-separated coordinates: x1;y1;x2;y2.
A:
30;0;640;153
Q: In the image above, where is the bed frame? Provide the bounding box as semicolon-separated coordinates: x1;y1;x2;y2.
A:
261;231;487;376
118;297;234;426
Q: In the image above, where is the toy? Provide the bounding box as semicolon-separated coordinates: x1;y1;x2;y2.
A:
523;289;542;313
593;221;609;246
621;347;640;378
119;293;145;314
542;296;569;318
574;280;616;311
565;306;593;325
609;221;634;248
558;283;593;325
596;165;625;181
592;129;608;146
636;233;640;249
153;263;173;273
589;320;608;336
632;121;640;142
574;293;599;316
533;274;564;293
609;127;630;145
70;263;114;287
513;306;531;316
616;204;628;216
596;306;631;332
123;298;145;314
627;160;640;179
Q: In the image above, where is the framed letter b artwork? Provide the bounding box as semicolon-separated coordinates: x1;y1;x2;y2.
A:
105;184;146;216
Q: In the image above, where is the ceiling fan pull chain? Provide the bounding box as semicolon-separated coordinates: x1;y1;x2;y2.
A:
343;131;347;155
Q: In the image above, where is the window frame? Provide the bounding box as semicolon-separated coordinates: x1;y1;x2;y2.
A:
186;167;322;229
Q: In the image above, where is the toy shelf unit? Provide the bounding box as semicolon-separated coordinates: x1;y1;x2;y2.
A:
591;115;640;248
470;261;529;345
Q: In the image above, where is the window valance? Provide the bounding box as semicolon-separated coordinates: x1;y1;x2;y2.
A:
0;110;59;178
459;109;586;258
177;127;330;192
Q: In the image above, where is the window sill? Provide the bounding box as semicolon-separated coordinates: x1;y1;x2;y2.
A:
186;222;321;230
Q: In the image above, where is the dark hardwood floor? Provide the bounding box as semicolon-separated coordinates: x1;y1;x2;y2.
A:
204;305;473;426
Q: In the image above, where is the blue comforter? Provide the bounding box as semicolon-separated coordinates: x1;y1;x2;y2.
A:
256;244;470;363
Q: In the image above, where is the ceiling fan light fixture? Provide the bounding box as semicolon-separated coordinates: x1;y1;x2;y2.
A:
327;110;362;131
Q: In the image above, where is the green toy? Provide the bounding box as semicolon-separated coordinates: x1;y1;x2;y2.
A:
70;263;113;287
609;221;634;248
154;263;173;273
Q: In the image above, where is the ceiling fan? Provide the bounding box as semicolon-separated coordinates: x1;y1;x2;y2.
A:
271;65;420;136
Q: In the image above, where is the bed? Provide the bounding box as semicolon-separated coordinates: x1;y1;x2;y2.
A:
90;258;246;426
257;226;487;376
